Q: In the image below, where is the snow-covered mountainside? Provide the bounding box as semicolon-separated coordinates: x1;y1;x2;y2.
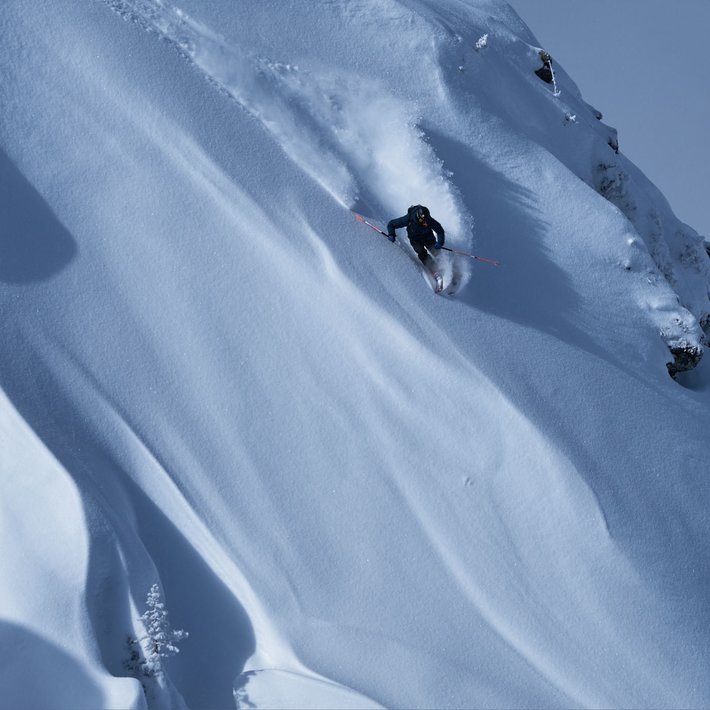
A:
1;1;709;708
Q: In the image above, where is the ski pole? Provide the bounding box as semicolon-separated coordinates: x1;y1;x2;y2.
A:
352;211;391;238
353;211;500;266
437;245;501;266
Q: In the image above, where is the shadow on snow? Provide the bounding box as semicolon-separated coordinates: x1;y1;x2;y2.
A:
0;148;77;284
0;338;256;710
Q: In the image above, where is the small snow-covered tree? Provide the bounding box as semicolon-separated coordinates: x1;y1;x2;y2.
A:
139;584;188;676
126;584;188;679
475;34;488;51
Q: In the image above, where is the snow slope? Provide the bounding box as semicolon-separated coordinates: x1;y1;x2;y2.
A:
1;1;709;708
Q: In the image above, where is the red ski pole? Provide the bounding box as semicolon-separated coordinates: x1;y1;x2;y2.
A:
353;211;500;266
438;246;500;266
352;211;391;238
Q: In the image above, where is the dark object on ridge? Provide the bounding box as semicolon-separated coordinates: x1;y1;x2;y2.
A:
667;343;703;379
387;205;445;268
535;50;553;84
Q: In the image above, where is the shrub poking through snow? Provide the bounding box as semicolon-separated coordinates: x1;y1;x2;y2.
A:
475;34;488;51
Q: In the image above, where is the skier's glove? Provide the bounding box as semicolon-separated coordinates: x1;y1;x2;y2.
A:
388;234;396;243
435;242;444;249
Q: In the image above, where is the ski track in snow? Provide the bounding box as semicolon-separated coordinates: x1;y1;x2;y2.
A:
104;0;473;285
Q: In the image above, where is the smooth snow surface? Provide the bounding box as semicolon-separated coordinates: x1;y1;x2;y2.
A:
1;1;709;708
234;669;383;710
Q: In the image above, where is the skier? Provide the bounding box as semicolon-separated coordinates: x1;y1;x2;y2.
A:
387;205;445;271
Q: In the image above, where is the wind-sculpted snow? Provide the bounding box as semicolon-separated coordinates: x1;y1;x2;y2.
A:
234;669;383;710
1;0;710;708
105;0;472;256
0;390;143;709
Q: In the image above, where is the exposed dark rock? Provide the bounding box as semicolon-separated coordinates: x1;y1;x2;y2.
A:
667;342;703;379
535;50;553;84
583;101;602;120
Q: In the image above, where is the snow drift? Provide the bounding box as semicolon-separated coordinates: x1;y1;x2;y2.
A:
1;1;709;708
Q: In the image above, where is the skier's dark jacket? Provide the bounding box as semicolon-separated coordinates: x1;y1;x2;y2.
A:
387;205;445;246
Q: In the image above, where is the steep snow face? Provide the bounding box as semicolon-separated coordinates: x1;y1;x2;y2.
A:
104;0;710;367
1;1;709;709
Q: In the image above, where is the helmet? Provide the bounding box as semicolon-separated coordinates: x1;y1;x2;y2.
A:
412;205;428;223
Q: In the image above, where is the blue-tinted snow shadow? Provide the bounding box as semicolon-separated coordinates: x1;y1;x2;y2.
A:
87;463;257;710
0;343;256;710
0;621;112;710
425;128;607;361
0;148;77;283
426;131;710;648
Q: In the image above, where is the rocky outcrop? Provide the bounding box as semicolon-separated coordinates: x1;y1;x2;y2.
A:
667;342;704;379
